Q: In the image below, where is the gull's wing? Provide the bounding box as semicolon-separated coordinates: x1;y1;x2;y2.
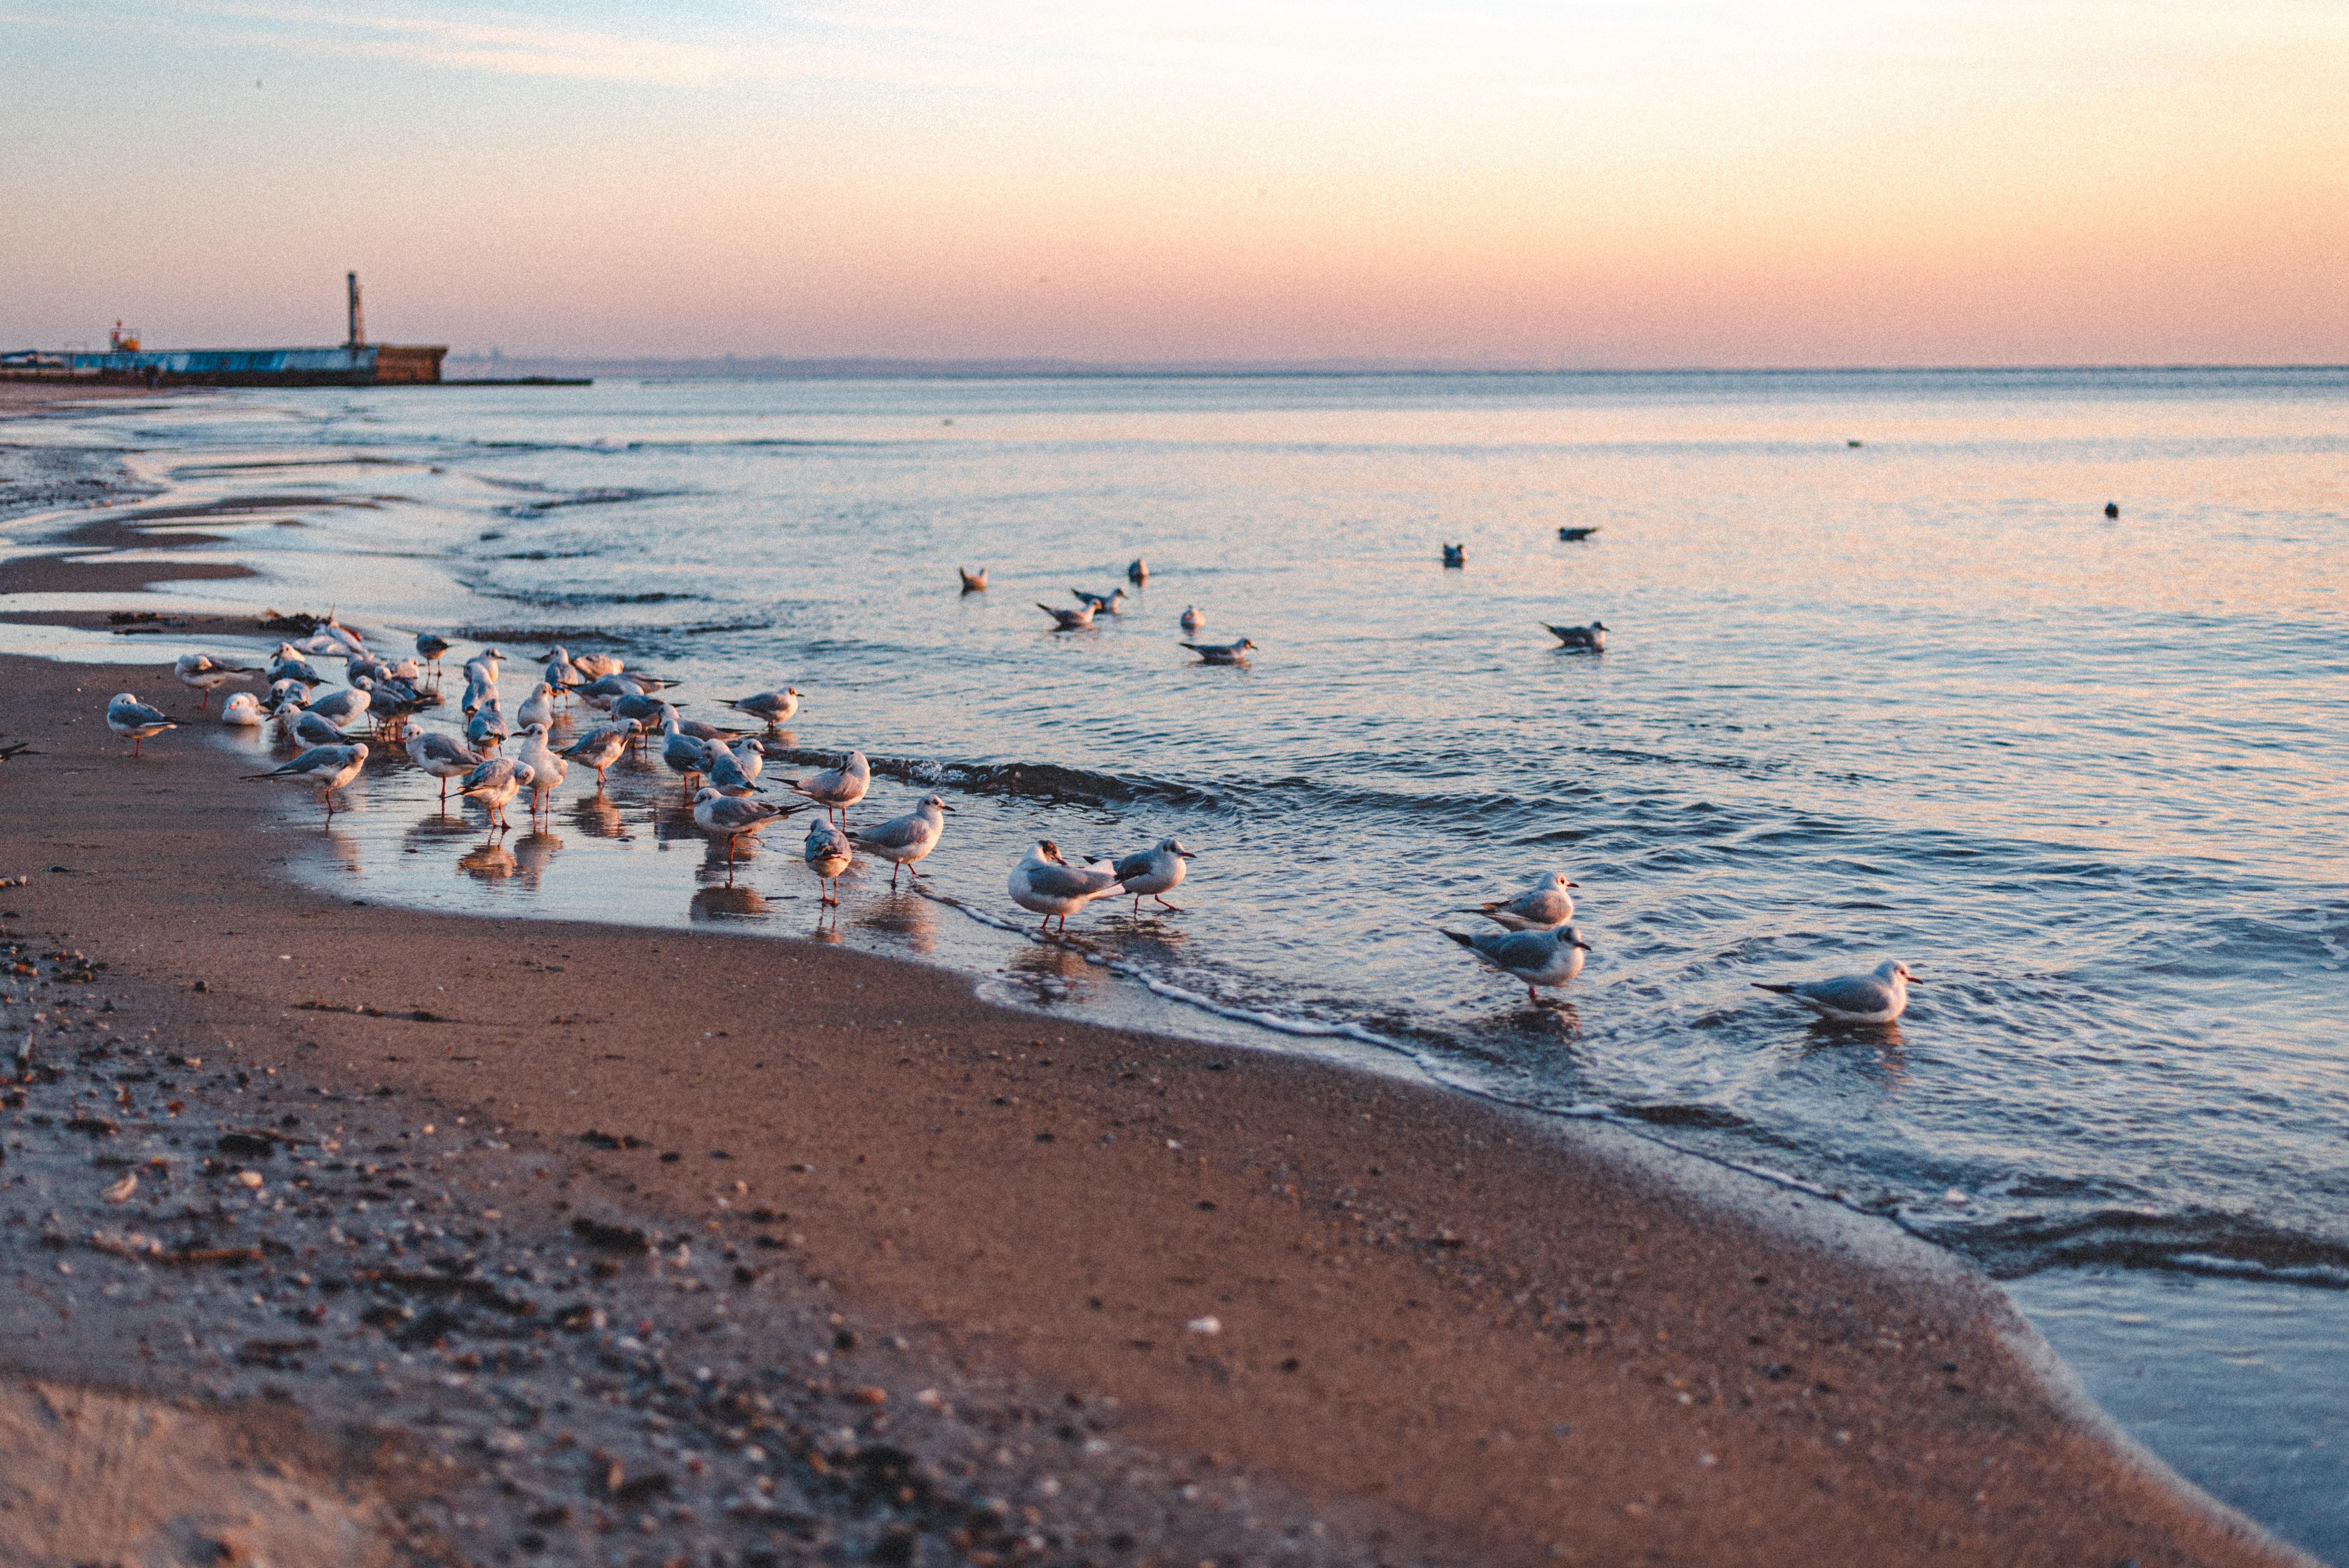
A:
1024;862;1113;898
853;814;926;850
1111;850;1158;882
1793;974;1893;1012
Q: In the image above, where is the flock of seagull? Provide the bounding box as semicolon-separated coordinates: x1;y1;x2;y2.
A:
95;551;1916;1024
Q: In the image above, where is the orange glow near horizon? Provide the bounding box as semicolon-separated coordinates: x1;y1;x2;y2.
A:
2;2;2344;364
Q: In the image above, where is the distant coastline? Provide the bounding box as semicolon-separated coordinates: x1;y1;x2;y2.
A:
437;356;2349;381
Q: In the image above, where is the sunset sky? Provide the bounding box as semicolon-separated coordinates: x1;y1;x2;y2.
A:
4;1;2344;366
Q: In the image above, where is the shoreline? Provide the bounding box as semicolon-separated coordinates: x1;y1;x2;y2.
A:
0;627;2311;1564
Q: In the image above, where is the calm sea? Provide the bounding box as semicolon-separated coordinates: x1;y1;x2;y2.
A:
11;368;2347;1552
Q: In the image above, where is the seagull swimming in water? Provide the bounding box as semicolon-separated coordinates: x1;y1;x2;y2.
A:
1071;587;1127;615
1007;840;1126;934
1039;602;1097;631
849;794;953;887
1111;837;1194;912
1180;638;1256;665
1179;606;1205;633
1753;959;1918;1024
106;693;175;755
1544;621;1607;652
1442;923;1592;1006
959;567;988;593
1456;871;1577;931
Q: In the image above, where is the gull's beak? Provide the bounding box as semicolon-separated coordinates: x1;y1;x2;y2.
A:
939;803;957;812
1574;940;1594;951
1178;850;1196;859
1566;880;1580;887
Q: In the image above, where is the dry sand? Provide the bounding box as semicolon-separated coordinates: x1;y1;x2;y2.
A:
0;631;2311;1567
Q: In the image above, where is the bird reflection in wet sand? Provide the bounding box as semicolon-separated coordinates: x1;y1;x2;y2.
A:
855;893;936;954
691;884;770;921
321;829;363;877
567;794;625;840
1000;942;1102;1007
459;841;519;883
513;829;562;889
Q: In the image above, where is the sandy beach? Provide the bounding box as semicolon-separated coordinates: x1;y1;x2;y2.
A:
0;377;2315;1563
0;656;2314;1559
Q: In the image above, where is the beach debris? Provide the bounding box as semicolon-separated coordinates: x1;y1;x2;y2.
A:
1186;1315;1221;1335
1543;620;1608;652
101;1171;137;1203
0;736;31;761
571;1216;653;1252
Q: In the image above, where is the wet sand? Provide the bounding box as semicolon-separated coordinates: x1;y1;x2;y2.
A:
0;636;2310;1566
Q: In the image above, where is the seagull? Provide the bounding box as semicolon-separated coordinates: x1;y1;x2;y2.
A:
174;652;254;709
706;739;765;798
2103;501;2119;520
1008;840;1125;933
1558;526;1599;542
723;689;802;728
1039;602;1097;631
460;672;498;716
515;681;556;732
467;702;511;754
723;736;765;786
690;787;796;873
283;709;348;748
608;693;675;729
849;795;953;886
106;693;175;755
561;721;637;788
267;647;325;687
571;651;625;680
1456;871;1577;931
788;750;870;822
671;714;744;743
1127;558;1149;584
406;729;483;804
244;742;369;823
539;649;581;694
803;816;854;904
456;755;534;830
1441;543;1466;567
307;686;372;729
1112;837;1194;912
662;722;713;786
1752;960;1917;1024
219;692;266;727
263;679;307;713
1180;638;1256;665
1543;620;1607;652
515;723;568;811
959;567;988;593
1442;923;1592;1005
415;632;451;670
1179;606;1205;633
462;646;504;685
1071;587;1128;615
578;674;652;705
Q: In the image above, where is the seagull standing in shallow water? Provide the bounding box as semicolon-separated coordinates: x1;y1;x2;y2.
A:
175;652;254;709
455;756;534;830
804;816;854;904
406;729;482;804
1753;960;1917;1024
690;788;796;877
1008;840;1126;934
1456;871;1577;931
1112;837;1194;912
723;689;801;728
1442;923;1592;1006
106;693;175;756
788;750;870;823
561;721;637;789
850;795;953;887
244;742;369;824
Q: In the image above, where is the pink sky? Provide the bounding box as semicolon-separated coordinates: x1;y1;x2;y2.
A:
3;2;2343;365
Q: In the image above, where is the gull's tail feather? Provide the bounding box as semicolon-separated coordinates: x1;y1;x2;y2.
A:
1751;983;1795;994
1440;930;1479;950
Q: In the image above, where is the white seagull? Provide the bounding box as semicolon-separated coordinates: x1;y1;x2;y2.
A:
849;795;953;887
1038;602;1097;631
1753;960;1917;1025
1179;606;1205;633
1180;638;1256;665
174;652;255;709
406;729;483;804
722;689;802;728
219;692;265;727
788;750;870;822
516;723;569;811
1456;871;1577;931
455;755;534;830
1442;923;1593;1006
106;693;176;756
690;787;795;873
244;742;369;824
562;721;637;788
1008;840;1125;934
1111;837;1194;912
804;816;854;904
1543;620;1608;652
